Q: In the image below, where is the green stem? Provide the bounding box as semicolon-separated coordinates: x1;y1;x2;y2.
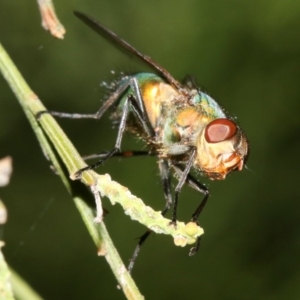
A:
0;246;15;300
0;42;144;300
9;268;43;300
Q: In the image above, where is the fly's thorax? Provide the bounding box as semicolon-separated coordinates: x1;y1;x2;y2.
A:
191;91;226;119
195;118;249;180
158;106;211;159
174;107;208;139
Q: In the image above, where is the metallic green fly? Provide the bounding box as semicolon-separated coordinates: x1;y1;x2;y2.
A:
38;11;249;272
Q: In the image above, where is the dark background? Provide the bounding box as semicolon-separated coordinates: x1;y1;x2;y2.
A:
1;1;300;299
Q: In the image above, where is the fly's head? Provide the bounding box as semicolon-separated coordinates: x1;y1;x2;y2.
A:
196;118;249;180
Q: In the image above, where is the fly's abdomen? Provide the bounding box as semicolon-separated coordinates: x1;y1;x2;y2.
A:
138;74;179;127
115;73;179;129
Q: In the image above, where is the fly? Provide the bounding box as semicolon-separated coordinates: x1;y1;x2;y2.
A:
38;11;249;272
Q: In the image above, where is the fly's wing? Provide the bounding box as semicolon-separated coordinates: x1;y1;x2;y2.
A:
74;11;185;94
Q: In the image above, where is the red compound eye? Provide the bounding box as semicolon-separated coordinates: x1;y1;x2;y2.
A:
205;119;237;143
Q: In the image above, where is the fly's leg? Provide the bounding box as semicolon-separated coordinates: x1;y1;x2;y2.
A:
159;159;173;215
173;164;210;222
170;148;197;226
82;149;166;273
74;77;155;177
127;232;150;274
37;74;160;268
83;150;154;161
128;77;155;137
36;81;130;120
73;96;131;178
61;75;149;125
172;164;209;256
128;159;173;273
81;149;161;273
37;77;155;178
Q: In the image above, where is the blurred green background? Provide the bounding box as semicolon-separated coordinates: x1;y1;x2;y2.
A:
1;0;300;299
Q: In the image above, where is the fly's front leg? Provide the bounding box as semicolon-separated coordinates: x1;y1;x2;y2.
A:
187;175;209;255
159;159;173;215
170;148;196;227
172;163;209;256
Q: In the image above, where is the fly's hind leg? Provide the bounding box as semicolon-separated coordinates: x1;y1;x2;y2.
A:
74;77;155;177
37;77;155;178
36;81;130;121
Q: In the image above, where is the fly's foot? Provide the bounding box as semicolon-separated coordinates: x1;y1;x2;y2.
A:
187;219;201;256
72;159;106;179
190;215;200;225
73;167;89;179
169;220;177;229
189;236;201;256
36;110;49;120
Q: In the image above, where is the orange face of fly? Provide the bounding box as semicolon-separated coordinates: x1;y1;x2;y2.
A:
196;118;249;180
